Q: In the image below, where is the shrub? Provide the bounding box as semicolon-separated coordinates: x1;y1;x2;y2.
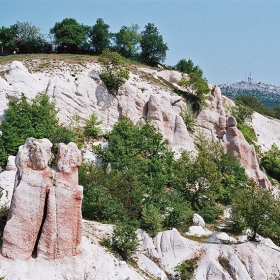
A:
141;204;163;237
111;223;139;260
84;114;102;139
237;123;257;145
82;183;126;223
0;93;66;167
98;49;130;92
261;144;280;181
174;257;198;280
180;103;196;133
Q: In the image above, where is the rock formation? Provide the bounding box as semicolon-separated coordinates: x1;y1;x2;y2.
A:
2;138;83;260
224;116;271;188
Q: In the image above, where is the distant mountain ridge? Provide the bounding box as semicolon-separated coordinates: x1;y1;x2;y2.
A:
219;80;280;107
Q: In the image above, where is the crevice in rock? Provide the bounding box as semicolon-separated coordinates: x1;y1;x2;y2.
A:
32;190;49;258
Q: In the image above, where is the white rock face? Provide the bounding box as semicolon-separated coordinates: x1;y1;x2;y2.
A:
186;226;213;237
0;60;194;152
192;213;205;227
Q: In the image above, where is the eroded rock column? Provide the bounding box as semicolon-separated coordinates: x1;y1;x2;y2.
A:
2;138;83;261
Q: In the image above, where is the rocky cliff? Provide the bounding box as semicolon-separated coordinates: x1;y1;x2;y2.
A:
0;58;279;279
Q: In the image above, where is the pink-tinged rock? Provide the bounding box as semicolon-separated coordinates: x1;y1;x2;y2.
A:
2;138;53;260
146;94;194;150
37;142;83;260
225;116;271;188
2;139;83;261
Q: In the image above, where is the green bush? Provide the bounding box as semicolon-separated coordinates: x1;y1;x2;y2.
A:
261;144;280;181
98;49;130;92
237;123;257;145
82;183;126;223
84;114;102;139
180;103;196;133
0;93;72;167
141;204;163;237
111;223;139;260
174;257;198;280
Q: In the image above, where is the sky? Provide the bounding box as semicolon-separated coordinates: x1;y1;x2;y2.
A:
1;0;280;86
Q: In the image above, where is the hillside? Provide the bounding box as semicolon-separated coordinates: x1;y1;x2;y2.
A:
0;55;280;279
219;80;280;107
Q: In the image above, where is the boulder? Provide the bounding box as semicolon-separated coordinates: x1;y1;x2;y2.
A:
2;138;83;261
185;226;213;237
192;213;205;227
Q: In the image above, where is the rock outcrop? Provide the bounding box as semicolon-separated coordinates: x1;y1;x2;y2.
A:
224;116;271;188
2;138;83;260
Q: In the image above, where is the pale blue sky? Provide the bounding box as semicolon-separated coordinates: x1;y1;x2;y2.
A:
1;0;280;86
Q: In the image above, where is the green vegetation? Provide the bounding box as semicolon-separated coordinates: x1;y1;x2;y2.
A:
113;24;141;59
232;178;278;241
100;222;139;261
0;93;59;165
177;59;209;110
261;144;280;181
174;257;198;280
98;49;130;92
50;18;86;53
180;103;196;132
90;18;111;54
140;23;168;65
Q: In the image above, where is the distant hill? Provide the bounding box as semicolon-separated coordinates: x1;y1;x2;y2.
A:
219;80;280;108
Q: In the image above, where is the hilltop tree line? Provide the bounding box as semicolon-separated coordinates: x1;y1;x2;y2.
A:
0;18;169;66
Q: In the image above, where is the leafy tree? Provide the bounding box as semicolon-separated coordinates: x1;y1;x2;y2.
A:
141;204;163;237
178;73;209;110
232;178;276;241
50;18;86;53
94;118;174;217
84;114;102;139
90;18;111;54
12;21;51;54
0;93;74;167
0;25;18;54
175;58;203;77
140;23;168;65
113;24;141;58
261;144;280;181
235;95;268;115
110;223;139;261
98;49;130;92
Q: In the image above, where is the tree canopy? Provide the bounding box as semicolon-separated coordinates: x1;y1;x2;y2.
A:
140;23;168;65
50;18;86;53
90;18;111;54
113;24;141;59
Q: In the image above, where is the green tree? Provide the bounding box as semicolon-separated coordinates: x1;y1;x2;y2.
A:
261;144;280;181
90;18;111;54
98;49;130;92
0;93;72;167
140;23;168;65
178;74;209;110
13;21;51;54
84;114;102;139
0;25;18;54
95;118;174;217
235;95;268;115
232;178;276;241
141;204;163;237
113;24;141;58
50;18;86;53
175;58;203;77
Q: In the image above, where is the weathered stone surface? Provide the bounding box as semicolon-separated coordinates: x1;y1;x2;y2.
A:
2;138;83;261
192;213;205;227
224;116;271;188
146;94;194;151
